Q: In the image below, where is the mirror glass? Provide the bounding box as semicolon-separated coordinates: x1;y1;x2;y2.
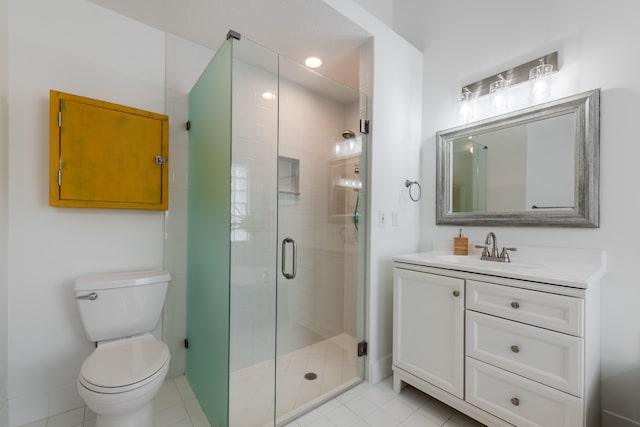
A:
436;89;600;227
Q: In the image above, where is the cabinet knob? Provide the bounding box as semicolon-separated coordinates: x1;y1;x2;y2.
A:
510;301;520;309
453;290;460;297
510;397;520;406
510;345;520;353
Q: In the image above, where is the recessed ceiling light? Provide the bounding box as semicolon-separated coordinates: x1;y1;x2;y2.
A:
304;56;322;69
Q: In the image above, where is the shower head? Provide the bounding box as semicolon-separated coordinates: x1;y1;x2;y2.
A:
342;130;356;139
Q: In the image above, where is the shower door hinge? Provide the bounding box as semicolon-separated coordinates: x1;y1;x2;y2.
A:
360;119;370;135
357;341;368;357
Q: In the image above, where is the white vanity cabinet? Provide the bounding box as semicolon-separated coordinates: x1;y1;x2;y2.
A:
392;250;604;427
393;269;464;398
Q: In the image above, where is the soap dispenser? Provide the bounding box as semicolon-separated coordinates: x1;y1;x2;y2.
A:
453;229;468;255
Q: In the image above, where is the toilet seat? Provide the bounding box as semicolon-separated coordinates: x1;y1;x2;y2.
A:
79;333;169;394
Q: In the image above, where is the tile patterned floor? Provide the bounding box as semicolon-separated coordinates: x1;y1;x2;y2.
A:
18;375;210;427
21;374;485;427
283;378;486;427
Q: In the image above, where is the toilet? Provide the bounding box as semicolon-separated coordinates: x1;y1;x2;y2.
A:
74;270;171;427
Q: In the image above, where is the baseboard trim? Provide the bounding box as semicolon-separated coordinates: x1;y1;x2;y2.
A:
369;353;392;384
602;410;640;427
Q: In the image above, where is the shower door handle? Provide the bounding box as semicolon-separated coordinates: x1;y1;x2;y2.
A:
281;237;297;279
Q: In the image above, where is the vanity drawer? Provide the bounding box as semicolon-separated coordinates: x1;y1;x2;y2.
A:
466;280;584;336
466;358;583;427
466;311;583;396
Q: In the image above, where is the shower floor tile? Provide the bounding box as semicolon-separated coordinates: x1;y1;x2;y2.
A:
230;333;359;427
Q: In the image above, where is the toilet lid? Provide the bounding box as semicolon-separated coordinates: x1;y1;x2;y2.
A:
80;333;169;389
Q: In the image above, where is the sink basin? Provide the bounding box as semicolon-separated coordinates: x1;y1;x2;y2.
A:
433;254;540;270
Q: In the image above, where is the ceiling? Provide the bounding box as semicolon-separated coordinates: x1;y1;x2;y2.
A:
88;0;372;90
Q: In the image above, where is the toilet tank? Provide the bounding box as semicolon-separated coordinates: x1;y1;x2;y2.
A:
74;270;170;342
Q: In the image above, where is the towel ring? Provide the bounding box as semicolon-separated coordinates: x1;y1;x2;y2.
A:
404;179;421;202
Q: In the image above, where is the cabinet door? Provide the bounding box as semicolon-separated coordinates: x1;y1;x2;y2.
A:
393;268;464;398
49;90;169;210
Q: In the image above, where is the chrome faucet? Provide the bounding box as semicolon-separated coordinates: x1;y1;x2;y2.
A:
485;232;498;258
475;232;517;263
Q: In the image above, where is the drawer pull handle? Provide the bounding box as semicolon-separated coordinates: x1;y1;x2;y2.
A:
510;397;520;406
453;290;460;297
510;345;520;353
510;301;520;309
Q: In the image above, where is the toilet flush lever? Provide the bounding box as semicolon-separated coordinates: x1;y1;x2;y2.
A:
76;292;98;301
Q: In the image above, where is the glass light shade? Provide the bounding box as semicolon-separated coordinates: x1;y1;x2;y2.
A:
458;90;475;123
529;62;553;102
489;77;509;113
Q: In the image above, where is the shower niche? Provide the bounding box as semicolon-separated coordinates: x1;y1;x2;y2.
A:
278;156;300;195
185;35;369;427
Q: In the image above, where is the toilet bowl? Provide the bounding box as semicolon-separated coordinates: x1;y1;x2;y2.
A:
78;334;170;427
74;270;171;427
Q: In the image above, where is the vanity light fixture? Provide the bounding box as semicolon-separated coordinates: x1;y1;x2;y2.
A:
489;74;510;113
459;52;558;116
458;87;475;123
529;58;554;102
304;56;322;69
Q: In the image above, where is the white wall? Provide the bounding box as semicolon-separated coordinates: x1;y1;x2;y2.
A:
525;114;575;210
323;0;423;383
7;1;166;425
393;0;640;425
0;0;9;424
352;0;393;27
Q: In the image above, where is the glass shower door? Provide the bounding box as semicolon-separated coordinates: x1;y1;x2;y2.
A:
275;55;367;424
227;39;279;427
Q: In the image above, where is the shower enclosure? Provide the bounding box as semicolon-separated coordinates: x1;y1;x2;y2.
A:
186;35;368;427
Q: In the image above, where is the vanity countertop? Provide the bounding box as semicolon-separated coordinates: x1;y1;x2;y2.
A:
393;242;606;289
